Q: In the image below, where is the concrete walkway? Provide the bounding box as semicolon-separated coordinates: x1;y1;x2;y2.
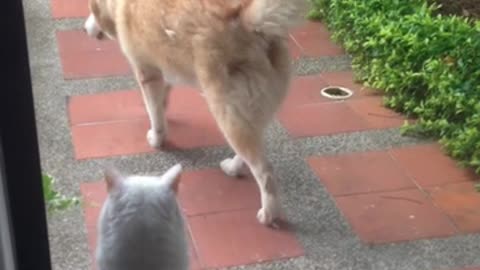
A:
23;0;480;269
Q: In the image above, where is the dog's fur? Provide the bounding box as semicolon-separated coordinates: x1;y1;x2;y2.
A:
84;0;307;226
96;165;188;270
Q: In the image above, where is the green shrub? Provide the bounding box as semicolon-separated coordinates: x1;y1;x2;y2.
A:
307;0;329;20
42;174;79;212
311;0;480;174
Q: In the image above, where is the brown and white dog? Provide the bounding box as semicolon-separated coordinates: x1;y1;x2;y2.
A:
84;0;307;227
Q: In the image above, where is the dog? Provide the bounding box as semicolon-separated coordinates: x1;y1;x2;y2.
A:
96;165;189;270
84;0;307;226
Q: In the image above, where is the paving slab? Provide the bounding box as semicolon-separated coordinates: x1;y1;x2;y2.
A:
51;0;89;19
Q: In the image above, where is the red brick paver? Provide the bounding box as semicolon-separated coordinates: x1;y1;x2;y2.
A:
427;182;480;233
308;144;480;244
348;97;405;129
56;30;130;79
51;0;89;19
279;101;370;137
178;169;260;216
80;168;303;270
290;22;344;57
68;90;146;124
188;210;302;269
308;151;415;196
68;89;226;159
335;189;456;243
390;144;477;188
278;73;407;137
71;119;153;159
178;169;303;269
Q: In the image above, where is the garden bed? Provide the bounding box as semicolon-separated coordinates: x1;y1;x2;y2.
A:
432;0;480;19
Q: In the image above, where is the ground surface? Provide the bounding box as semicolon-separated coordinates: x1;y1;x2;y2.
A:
23;0;480;269
433;0;480;19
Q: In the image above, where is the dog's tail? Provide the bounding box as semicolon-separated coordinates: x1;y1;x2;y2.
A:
240;0;309;36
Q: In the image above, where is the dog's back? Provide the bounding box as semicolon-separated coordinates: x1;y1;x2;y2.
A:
114;0;308;86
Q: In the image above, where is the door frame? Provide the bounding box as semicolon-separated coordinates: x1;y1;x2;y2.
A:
0;0;53;269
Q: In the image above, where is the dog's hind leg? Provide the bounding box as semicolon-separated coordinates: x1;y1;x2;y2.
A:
203;92;281;226
217;114;281;226
133;65;171;149
194;42;282;226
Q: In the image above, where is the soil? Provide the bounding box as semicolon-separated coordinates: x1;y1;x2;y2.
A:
431;0;480;19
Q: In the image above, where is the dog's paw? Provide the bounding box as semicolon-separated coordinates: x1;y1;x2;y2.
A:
147;129;165;149
256;199;282;227
220;158;244;177
257;207;280;227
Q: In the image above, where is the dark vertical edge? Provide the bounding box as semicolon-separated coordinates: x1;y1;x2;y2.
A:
0;0;52;270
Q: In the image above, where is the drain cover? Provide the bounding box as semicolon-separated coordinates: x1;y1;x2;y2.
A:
320;86;353;100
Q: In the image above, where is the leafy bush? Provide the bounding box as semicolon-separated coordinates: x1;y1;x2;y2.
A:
42;174;79;212
311;0;480;174
307;0;329;20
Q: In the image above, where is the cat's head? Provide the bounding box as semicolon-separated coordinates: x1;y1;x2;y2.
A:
96;164;188;269
102;164;184;211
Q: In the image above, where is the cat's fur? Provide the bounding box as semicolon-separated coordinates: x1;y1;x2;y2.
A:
96;164;188;270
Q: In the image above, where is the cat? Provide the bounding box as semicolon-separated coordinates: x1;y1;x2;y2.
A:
96;164;189;270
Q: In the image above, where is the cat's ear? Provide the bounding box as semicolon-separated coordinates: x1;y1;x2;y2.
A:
161;164;183;193
104;167;124;193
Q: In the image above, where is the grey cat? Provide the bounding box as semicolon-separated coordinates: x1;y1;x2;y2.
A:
96;164;189;270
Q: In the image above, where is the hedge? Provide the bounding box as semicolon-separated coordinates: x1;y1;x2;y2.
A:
308;0;480;174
